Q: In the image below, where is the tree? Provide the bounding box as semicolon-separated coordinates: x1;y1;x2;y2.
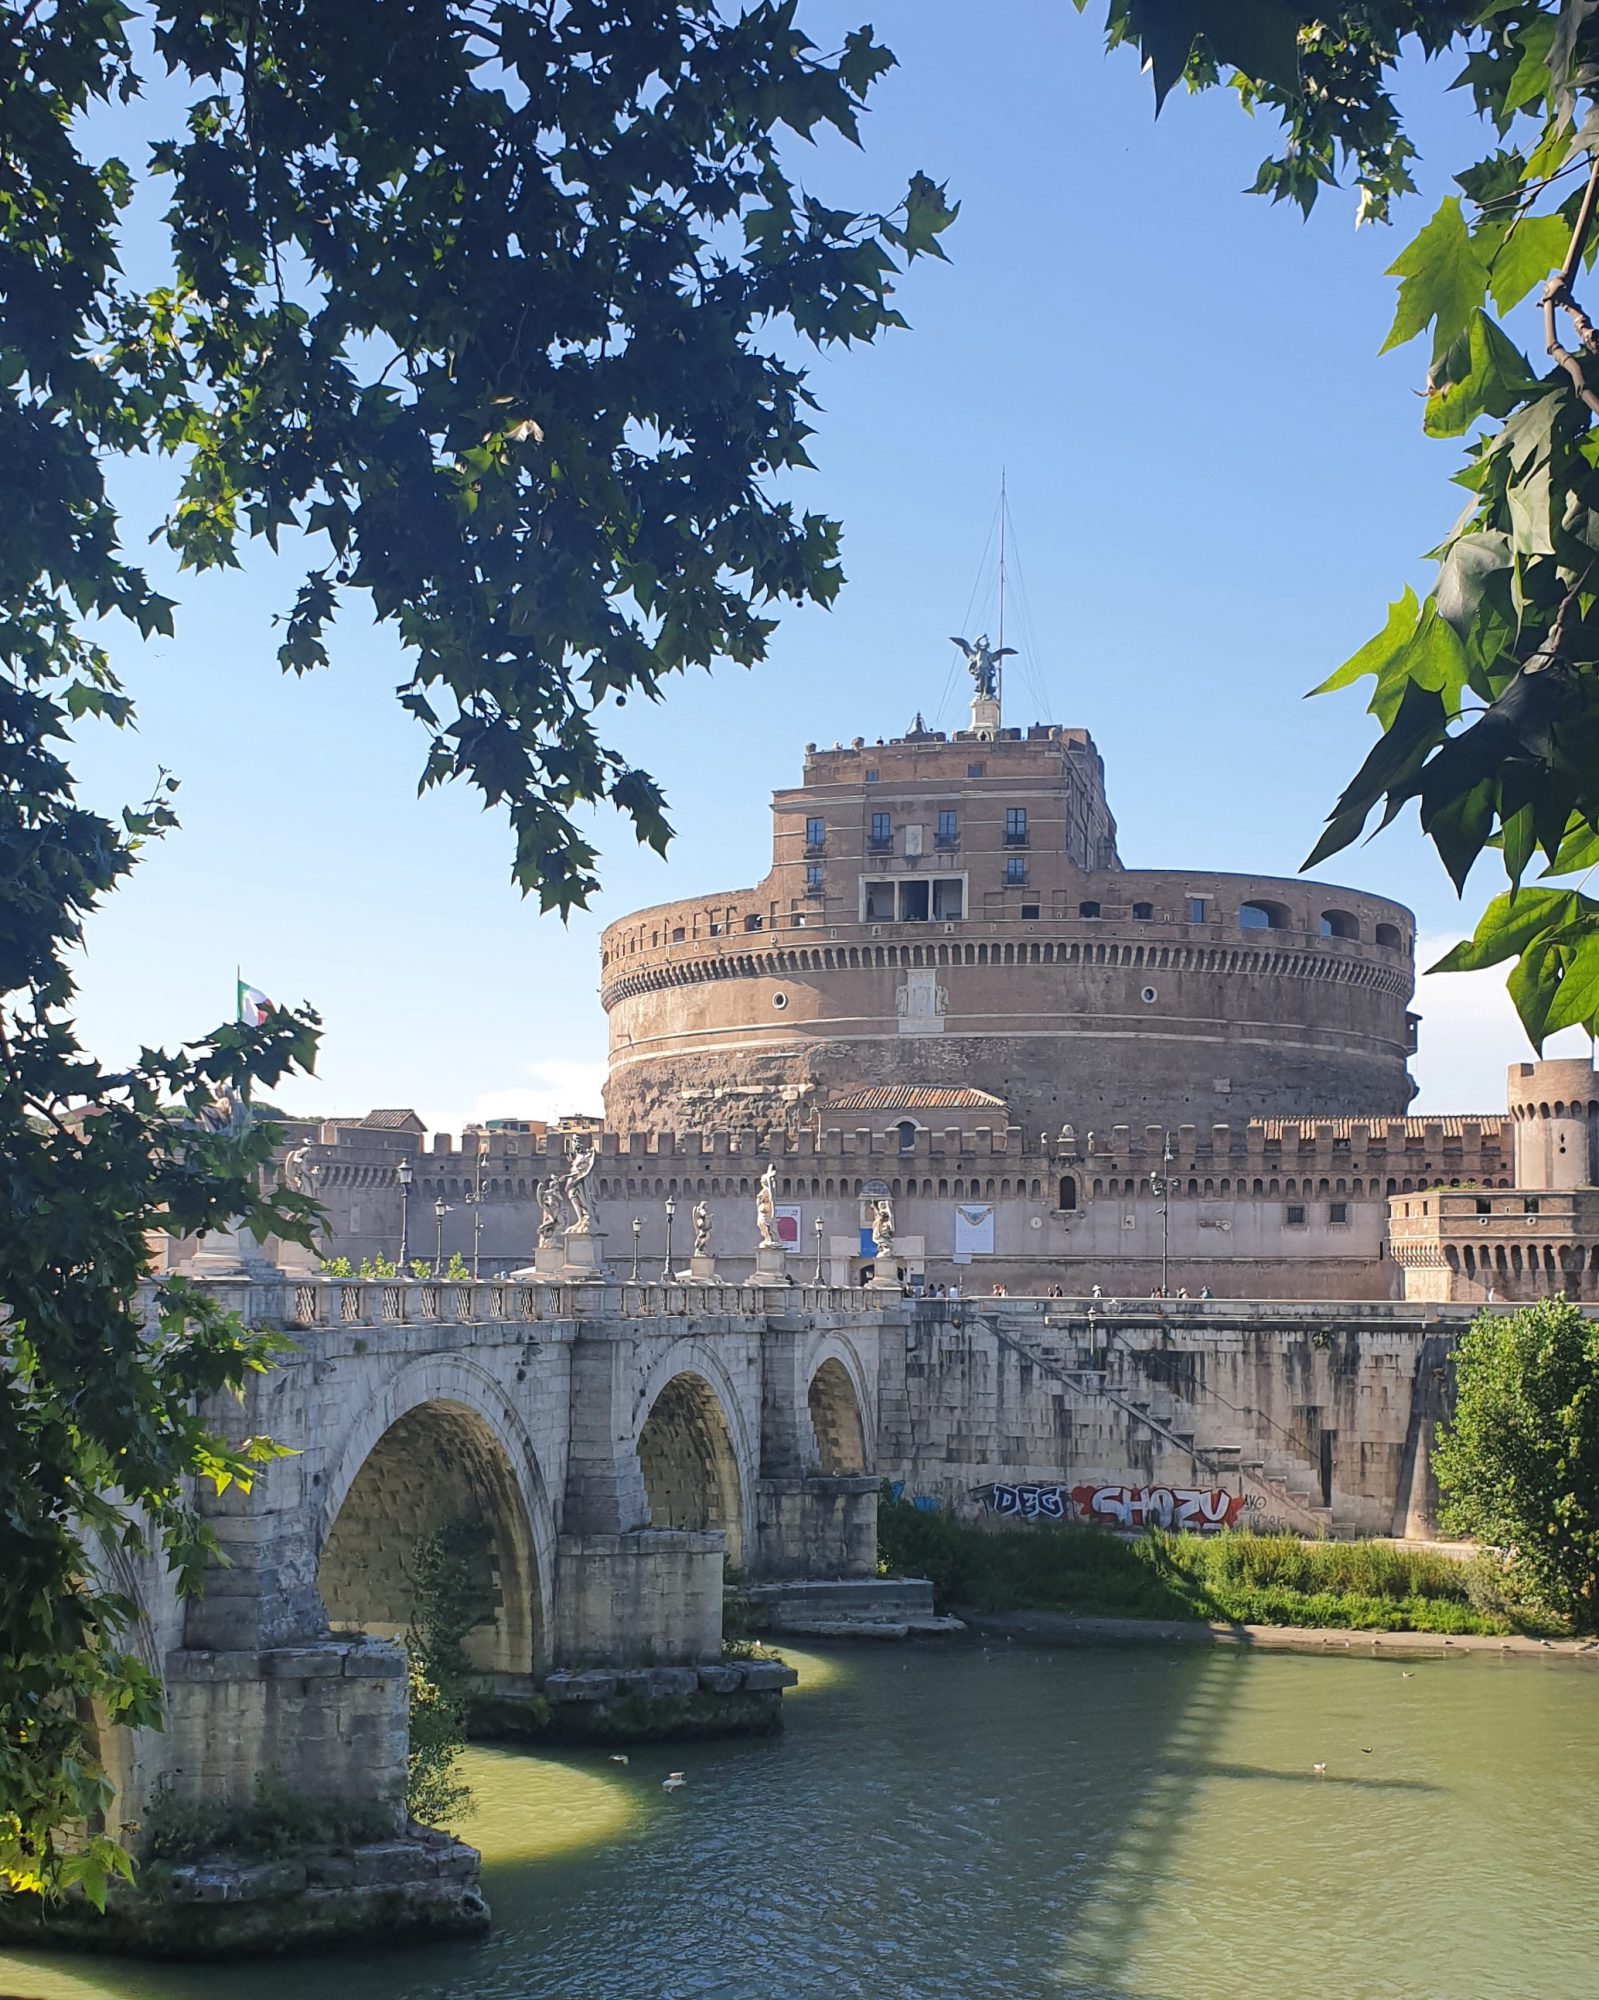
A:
1433;1296;1599;1623
1;0;951;1898
1078;3;1599;1049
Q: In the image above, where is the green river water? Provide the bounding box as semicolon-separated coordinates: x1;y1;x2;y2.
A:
2;1638;1595;2000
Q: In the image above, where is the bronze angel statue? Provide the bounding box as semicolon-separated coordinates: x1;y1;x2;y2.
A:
950;632;1015;700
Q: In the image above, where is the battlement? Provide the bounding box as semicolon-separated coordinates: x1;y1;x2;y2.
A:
295;1107;1515;1199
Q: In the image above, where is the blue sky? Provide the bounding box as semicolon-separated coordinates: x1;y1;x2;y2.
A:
65;3;1590;1134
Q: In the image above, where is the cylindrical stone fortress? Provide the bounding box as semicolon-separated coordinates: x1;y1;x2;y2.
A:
601;714;1416;1135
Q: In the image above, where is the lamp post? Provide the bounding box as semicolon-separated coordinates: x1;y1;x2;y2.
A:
1147;1132;1176;1298
433;1197;451;1273
397;1157;413;1269
813;1214;825;1284
468;1144;485;1278
630;1216;642;1282
661;1197;676;1283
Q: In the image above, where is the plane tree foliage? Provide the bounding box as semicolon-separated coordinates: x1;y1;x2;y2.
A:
0;0;949;1898
1081;1;1599;1046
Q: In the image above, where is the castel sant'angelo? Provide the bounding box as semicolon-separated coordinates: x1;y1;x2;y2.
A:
267;643;1599;1303
600;651;1417;1139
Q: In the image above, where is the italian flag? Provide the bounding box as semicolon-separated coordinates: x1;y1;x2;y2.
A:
238;979;274;1028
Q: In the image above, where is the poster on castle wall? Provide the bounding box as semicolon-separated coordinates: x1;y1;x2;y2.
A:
953;1204;994;1258
775;1205;801;1249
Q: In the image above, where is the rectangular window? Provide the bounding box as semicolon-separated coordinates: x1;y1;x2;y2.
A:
805;815;825;851
869;811;892;850
1475;1197;1492;1215
1329;1202;1349;1226
1524;1196;1541;1214
1005;807;1028;846
1188;897;1207;924
1285;1203;1307;1227
898;880;929;922
1020;902;1041;920
1006;856;1027;886
932;877;964;921
936;808;958;848
805;863;823;895
967;761;984;779
865;769;879;783
864;879;895;921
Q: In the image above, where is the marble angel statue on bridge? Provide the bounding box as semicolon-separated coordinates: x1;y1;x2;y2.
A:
536;1175;564;1246
563;1142;597;1234
755;1161;779;1248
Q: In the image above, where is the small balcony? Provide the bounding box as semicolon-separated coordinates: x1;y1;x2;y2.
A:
803;841;825;859
1003;831;1029;848
866;836;893;856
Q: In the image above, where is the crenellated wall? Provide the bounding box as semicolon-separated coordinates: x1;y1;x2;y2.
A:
252;1109;1514;1300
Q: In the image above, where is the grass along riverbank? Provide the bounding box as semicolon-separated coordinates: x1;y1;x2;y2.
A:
878;1502;1566;1636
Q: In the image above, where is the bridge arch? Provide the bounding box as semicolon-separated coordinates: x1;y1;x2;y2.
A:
631;1344;756;1571
804;1333;875;1475
316;1356;556;1676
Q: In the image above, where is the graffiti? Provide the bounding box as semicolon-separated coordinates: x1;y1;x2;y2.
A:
984;1483;1070;1521
1069;1483;1245;1532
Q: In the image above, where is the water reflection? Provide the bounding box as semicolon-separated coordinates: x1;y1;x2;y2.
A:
1;1642;1595;2000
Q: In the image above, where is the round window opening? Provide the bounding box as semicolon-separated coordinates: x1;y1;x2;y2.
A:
1141;985;1158;1004
771;992;788;1011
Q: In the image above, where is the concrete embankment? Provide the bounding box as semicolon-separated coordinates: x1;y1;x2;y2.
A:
960;1608;1599;1661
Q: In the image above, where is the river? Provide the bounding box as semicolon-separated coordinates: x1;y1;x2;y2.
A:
3;1637;1595;2000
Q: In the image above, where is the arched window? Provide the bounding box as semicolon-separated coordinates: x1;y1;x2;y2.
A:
1319;908;1359;940
1132;901;1154;920
896;1119;918;1153
1239;900;1290;931
1375;922;1402;949
1058;1174;1078;1212
1079;900;1101;919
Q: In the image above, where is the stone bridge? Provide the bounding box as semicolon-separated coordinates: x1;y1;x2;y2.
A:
90;1276;1534;1949
109;1275;888;1862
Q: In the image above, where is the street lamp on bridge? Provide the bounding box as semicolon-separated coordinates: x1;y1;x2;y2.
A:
661;1197;676;1283
396;1157;413;1269
1147;1132;1177;1298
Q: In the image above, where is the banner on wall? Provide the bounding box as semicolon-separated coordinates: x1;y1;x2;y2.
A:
953;1203;994;1258
774;1205;802;1249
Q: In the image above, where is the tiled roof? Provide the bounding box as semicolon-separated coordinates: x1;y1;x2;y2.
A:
360;1108;426;1130
827;1086;1007;1112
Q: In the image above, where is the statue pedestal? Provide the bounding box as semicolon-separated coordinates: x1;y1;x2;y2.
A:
752;1242;791;1288
969;693;1000;738
686;1251;717;1283
508;1241;568;1283
184;1227;275;1280
560;1228;608;1283
868;1266;903;1291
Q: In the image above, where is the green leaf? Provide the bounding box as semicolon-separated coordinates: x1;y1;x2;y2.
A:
1425;311;1540;438
1311;587;1421;697
1382;199;1488;364
1544;927;1599;1033
1487;210;1571;316
1429;887;1577;972
1540;822;1599;876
